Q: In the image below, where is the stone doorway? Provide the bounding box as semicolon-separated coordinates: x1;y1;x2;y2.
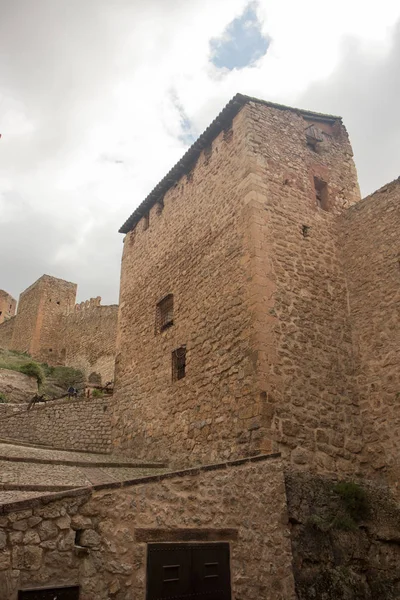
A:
146;542;231;600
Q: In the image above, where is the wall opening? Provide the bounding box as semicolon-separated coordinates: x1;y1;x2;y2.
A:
172;346;186;381
18;586;80;600
156;294;174;333
143;213;150;231
314;177;329;211
146;543;231;600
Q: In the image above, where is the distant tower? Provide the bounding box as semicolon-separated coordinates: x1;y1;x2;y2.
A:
10;275;77;363
0;290;17;325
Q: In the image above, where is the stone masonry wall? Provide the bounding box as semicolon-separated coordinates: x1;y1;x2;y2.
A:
341;179;400;484
242;101;365;476
62;300;118;384
0;455;296;600
0;317;15;349
0;397;111;453
0;290;16;325
113;106;266;464
11;275;77;363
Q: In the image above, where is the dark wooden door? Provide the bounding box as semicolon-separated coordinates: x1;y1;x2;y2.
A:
18;586;79;600
147;543;231;600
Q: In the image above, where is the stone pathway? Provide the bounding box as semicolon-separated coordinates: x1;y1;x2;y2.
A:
0;442;165;467
0;442;169;501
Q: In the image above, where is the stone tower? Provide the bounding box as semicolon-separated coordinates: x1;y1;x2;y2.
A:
112;94;398;481
0;289;16;324
10;275;77;364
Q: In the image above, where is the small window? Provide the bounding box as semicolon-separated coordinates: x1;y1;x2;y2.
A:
143;213;150;231
156;294;174;333
314;177;329;211
172;346;186;381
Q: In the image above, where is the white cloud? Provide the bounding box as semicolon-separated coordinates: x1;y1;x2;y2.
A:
0;0;399;303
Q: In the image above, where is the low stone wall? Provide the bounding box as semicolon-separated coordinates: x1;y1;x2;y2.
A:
0;397;111;453
0;369;37;403
0;455;296;600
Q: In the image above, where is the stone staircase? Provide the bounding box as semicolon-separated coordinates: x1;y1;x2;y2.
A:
0;441;169;504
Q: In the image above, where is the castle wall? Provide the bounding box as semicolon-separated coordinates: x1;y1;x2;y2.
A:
0;316;16;349
341;179;400;482
244;101;365;475
0;455;295;600
62;300;118;384
0;290;16;325
113;106;264;463
0;396;112;453
10;276;77;362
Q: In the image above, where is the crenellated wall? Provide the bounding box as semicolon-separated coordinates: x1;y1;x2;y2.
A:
0;277;118;385
62;301;118;384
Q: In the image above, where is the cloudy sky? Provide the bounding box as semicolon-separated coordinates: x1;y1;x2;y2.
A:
1;0;399;305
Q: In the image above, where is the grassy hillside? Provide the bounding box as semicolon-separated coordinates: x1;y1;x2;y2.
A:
0;348;84;398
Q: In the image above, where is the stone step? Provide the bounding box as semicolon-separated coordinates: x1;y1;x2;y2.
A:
0;441;167;468
0;459;169;492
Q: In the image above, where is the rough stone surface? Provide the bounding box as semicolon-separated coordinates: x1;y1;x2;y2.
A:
0;275;117;384
340;179;400;485
0;397;112;453
112;100;366;473
286;471;400;599
0;457;296;600
0;369;38;403
0;290;16;326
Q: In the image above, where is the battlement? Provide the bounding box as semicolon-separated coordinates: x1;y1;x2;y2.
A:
74;296;102;311
0;276;118;385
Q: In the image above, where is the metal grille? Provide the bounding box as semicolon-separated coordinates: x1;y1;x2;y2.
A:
156;294;174;333
172;346;186;381
18;586;80;600
146;543;231;600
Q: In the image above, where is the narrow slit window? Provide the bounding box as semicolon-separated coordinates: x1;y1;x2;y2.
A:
156;294;174;333
314;177;329;211
143;213;150;230
172;346;186;381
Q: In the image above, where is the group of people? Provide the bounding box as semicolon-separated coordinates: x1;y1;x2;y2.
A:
67;386;79;399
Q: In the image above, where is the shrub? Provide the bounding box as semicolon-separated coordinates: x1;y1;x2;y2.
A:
333;482;369;522
92;388;104;398
19;362;45;387
0;392;7;403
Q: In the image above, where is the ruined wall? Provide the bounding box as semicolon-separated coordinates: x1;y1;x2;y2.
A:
0;317;15;349
241;101;366;476
10;275;77;363
0;290;16;325
0;397;111;453
0;455;296;600
113;106;265;463
341;179;400;482
62;299;118;384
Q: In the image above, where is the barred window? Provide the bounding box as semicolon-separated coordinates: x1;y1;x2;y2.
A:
156;294;174;333
172;346;186;381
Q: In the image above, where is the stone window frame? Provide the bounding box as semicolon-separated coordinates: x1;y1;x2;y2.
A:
314;176;329;211
172;346;186;381
155;294;174;334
